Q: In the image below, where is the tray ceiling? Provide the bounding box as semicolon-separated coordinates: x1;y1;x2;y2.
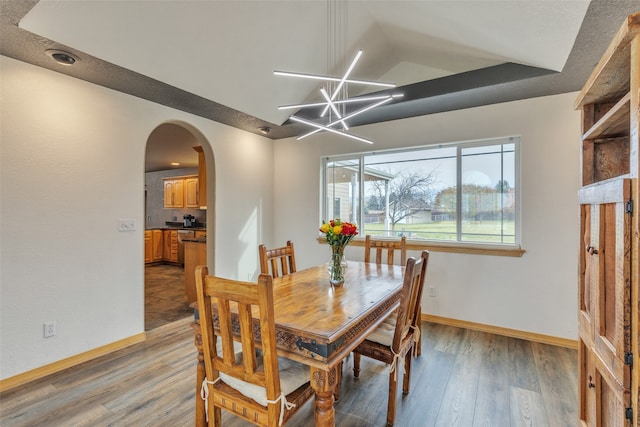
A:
2;0;639;146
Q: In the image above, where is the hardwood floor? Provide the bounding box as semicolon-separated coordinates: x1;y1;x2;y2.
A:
145;264;193;331
0;319;577;426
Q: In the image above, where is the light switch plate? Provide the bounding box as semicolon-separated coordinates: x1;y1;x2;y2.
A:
118;219;136;231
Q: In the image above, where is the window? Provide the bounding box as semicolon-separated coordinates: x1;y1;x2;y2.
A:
322;136;519;246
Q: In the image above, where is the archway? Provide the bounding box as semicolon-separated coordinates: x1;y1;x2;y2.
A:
143;121;214;331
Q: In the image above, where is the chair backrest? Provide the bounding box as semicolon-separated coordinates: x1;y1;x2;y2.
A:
259;240;297;278
195;266;282;414
364;235;407;266
392;250;429;352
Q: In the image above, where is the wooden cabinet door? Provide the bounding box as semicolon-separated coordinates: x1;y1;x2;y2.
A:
163;179;185;208
164;180;174;208
163;229;171;260
172;179;184;208
152;229;163;261
185;177;199;208
578;179;632;426
144;231;152;264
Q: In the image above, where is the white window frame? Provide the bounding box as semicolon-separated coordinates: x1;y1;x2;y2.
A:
321;136;522;253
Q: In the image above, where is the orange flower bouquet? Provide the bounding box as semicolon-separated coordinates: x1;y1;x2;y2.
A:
319;219;358;285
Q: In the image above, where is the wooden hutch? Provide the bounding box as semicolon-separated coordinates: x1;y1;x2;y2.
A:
574;12;639;427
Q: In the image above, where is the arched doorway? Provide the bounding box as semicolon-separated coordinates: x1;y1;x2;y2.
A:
143;122;213;331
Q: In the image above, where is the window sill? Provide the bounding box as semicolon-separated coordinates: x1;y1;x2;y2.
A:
316;236;525;257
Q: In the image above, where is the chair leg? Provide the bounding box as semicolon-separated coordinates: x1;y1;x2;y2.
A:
386;362;398;426
416;312;422;356
353;352;361;378
212;406;222;427
403;350;412;395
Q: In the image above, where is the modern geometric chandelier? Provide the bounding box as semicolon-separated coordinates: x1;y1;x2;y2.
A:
275;50;402;144
274;1;402;144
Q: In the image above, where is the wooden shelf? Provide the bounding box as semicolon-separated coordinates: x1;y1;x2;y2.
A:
574;13;640;109
583;92;630;140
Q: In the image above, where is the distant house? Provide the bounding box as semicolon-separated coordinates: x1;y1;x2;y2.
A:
328;164;395;223
405;209;433;224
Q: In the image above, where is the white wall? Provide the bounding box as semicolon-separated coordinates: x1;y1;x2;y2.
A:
274;92;581;340
0;56;275;380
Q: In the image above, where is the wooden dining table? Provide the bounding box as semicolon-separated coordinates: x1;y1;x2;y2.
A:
192;260;405;427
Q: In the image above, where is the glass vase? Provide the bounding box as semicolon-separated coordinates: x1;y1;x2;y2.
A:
328;244;347;286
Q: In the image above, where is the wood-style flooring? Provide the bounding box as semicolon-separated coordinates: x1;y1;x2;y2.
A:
145;264;193;331
0;318;577;426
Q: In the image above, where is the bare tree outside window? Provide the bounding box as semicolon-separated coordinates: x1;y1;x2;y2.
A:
367;171;438;233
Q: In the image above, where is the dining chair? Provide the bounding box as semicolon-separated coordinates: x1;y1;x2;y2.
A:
259;240;297;278
195;266;314;427
352;250;429;426
363;234;423;355
364;235;407;266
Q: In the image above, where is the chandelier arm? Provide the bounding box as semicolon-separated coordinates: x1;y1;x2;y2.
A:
278;94;401;111
290;116;374;144
321;49;363;117
278;101;329;110
274;71;395;87
292;95;395;142
297;128;322;140
331;96;395;123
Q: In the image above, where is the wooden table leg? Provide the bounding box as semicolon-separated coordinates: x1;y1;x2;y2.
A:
310;366;337;427
334;361;342;402
192;322;206;427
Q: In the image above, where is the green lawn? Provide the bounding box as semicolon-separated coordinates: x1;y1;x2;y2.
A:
363;220;515;243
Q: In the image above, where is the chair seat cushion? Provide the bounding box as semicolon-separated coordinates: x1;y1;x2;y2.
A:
366;311;397;346
219;354;309;407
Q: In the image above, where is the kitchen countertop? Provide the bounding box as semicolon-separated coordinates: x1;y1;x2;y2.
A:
145;227;206;231
164;221;206;230
145;224;206;231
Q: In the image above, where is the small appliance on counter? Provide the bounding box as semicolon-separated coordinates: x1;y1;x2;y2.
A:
183;214;196;228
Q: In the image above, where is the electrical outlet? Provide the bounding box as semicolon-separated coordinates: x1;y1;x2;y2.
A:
427;287;437;297
118;219;136;232
44;321;57;338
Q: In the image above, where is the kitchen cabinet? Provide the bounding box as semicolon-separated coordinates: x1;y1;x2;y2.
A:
144;230;152;264
163;178;184;208
195;230;206;238
152;229;163;262
184;176;199;208
163;175;199;209
163;229;179;263
145;229;163;264
574;12;639;427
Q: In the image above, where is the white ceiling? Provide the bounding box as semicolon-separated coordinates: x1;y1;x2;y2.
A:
145;123;200;173
19;0;590;127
